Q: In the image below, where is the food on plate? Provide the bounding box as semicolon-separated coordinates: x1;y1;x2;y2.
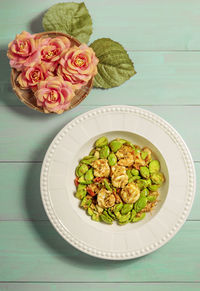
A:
74;137;165;225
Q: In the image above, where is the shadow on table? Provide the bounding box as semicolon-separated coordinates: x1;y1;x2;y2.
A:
24;151;141;268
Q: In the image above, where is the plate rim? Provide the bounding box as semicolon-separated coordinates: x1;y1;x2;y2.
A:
40;105;196;260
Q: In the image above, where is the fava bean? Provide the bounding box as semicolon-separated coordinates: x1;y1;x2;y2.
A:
80;196;92;209
130;209;137;221
151;172;164;185
121;204;133;215
140;166;150;179
110;140;123;152
131;169;139;176
92;213;100;222
134;197;147;212
141;151;148;160
149;160;160;173
104;179;112;191
118;212;131;223
132;213;146;223
108;208;116;219
87;207;93;216
147;195;157;202
78;164;88;176
85;169;94;182
140;188;149;197
95;136;108;148
100;213;113;224
75;184;87;199
148;184;160;191
108;152;117;166
100;145;110;159
136;179;148;190
126;169;132;179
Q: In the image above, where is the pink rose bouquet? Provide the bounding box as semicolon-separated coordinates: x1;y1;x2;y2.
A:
7;31;99;114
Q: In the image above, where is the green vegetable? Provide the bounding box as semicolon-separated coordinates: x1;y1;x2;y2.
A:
134;197;147;212
131;169;139;176
92;213;100;222
81;156;97;165
85;169;94;182
132;213;146;223
149;160;160;174
75;165;81;177
136;179;148;190
121;204;133;215
108;208;116;219
42;2;93;43
78;175;91;184
148;184;161;191
147;195;157;202
90;38;136;89
75;184;87;199
140;188;149;198
99;145;110;159
126;169;132;179
95;136;108;148
118;212;131;223
140;166;150;179
141;151;148;160
151;172;164;185
100;213;113;224
104;179;112;191
78;164;89;177
80;196;92;209
108;152;117;166
114;203;123;215
110;140;123;152
130;209;137;221
87;207;93;216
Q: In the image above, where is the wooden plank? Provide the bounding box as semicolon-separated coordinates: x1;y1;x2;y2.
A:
1;0;200;50
0;283;200;291
2;51;200;106
0;163;199;221
0;221;199;282
0;105;199;161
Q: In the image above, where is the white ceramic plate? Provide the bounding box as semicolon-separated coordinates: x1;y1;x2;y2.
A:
40;105;196;260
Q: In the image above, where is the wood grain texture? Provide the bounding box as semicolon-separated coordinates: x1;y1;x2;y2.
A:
0;221;199;282
0;283;200;291
0;105;199;161
1;0;200;50
0;162;199;221
2;51;200;106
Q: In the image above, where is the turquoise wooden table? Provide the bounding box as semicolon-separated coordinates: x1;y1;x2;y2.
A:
1;0;200;290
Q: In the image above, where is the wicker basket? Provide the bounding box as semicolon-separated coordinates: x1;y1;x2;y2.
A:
10;31;93;113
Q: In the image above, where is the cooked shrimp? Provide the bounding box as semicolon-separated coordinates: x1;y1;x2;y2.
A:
111;165;128;188
97;188;116;208
91;159;110;177
116;145;134;167
120;182;140;204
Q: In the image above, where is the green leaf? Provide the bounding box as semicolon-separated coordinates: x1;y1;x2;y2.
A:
90;38;136;88
42;2;93;43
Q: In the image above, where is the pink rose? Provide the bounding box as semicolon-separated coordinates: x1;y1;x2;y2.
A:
17;63;50;90
7;31;40;71
34;76;75;114
57;44;99;89
39;36;71;71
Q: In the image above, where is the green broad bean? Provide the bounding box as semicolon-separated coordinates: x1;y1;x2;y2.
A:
92;213;100;222
100;145;110;159
114;203;123;214
128;176;141;183
115;212;121;219
121;204;133;215
118;220;130;225
148;184;160;191
141;151;148;160
104;179;112;191
103;210;114;221
78;164;88;176
118;212;131;223
132;213;146;223
151;172;164;185
126;169;133;179
89;149;95;156
140;166;150;179
78;176;92;184
95;136;108;148
147;195;157;202
85;169;94;182
136;179;148;190
130;209;137;221
108;208;116;219
94;151;100;159
140;188;149;197
75;165;81;177
125;141;135;149
87;207;93;216
134;197;147;212
80;196;92;209
100;213;113;224
108;153;117;166
149;160;160;173
110;140;124;152
131;169;139;176
75;184;87;199
146;178;152;187
81;156;97;165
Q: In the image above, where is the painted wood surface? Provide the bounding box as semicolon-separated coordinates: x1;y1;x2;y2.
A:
0;221;199;282
0;0;200;289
